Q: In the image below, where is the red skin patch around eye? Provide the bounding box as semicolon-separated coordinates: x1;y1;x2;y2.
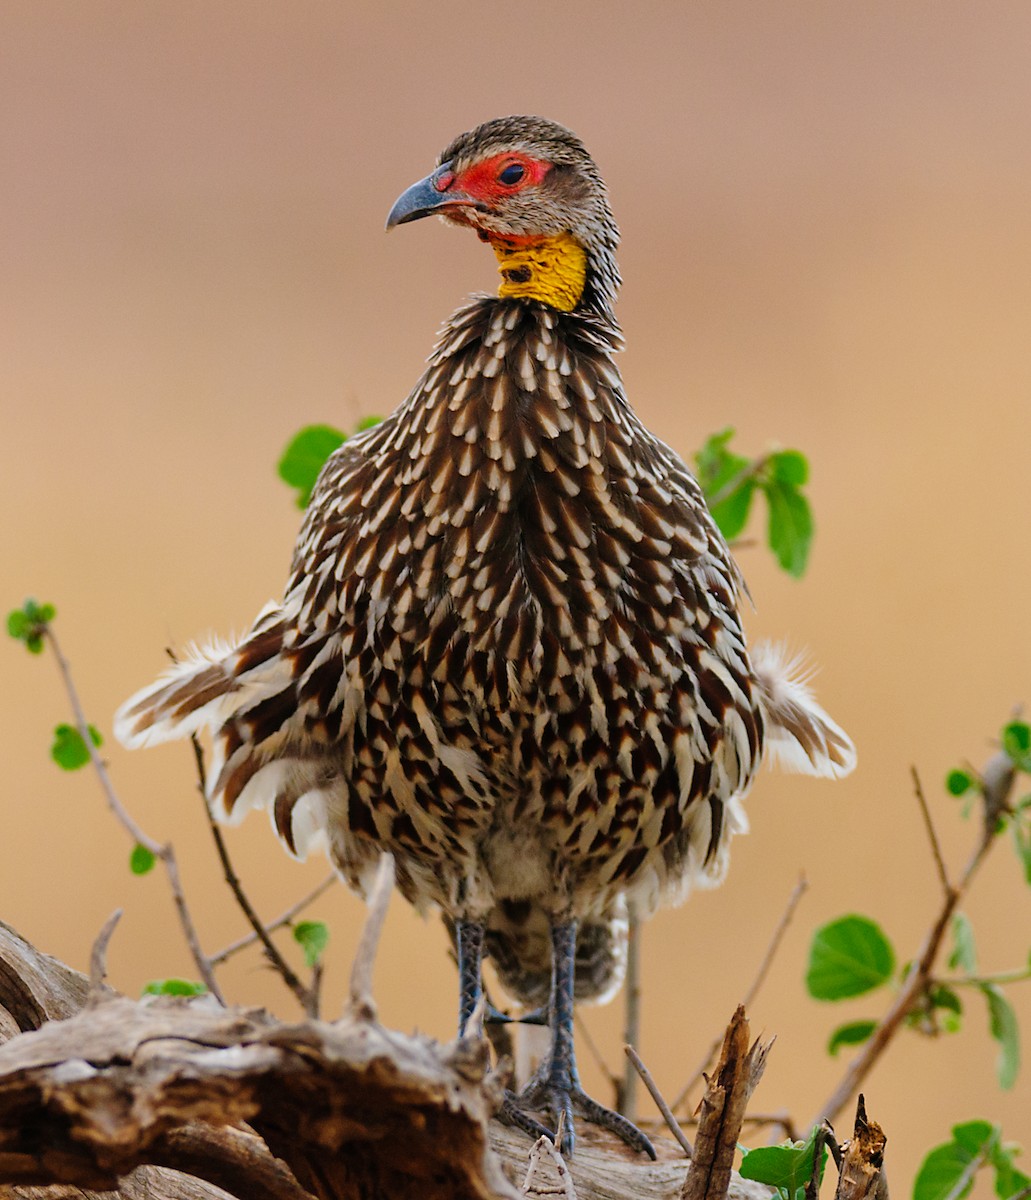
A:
451;152;551;205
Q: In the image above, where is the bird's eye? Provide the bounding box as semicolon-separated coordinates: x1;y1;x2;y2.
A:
498;162;526;186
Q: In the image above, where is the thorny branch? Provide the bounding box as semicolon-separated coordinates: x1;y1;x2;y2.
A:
810;750;1016;1128
44;626;225;1003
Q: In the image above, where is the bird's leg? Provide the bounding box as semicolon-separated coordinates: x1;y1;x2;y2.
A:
455;918;486;1037
457;920;548;1027
503;919;657;1159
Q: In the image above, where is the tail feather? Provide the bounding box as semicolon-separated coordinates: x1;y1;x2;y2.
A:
115;603;336;863
113;601;286;749
752;640;856;779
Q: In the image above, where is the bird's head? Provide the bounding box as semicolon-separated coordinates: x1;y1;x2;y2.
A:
386;116;620;316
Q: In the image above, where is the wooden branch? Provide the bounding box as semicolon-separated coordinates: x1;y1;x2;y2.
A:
680;1007;772;1200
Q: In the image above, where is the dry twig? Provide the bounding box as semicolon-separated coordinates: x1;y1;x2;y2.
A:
209;872;337;965
522;1127;578;1200
910;767;951;897
621;903;642;1119
88;908;123;996
624;1043;693;1158
348;852;395;1020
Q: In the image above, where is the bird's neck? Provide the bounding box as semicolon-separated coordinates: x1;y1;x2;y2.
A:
489;232;588;314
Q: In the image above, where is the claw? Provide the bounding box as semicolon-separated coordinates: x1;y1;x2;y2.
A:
505;1073;656;1159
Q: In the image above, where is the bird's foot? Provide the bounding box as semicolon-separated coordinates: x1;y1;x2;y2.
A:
500;1072;656;1159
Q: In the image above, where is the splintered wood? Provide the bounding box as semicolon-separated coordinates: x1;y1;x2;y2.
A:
834;1096;888;1200
680;1007;772;1200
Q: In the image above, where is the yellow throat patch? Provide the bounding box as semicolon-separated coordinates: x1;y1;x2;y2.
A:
491;232;587;313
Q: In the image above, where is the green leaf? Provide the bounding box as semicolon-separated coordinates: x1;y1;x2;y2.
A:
354;415;384;432
695;427;736;479
949;913;978;973
992;1148;1031;1200
914;1133;992;1200
293;920;329;968
950;1121;997;1157
50;723;103;771
806;915;896;1001
739;1128;828;1199
695;428;748;493
6;610;28;638
982;984;1020;1089
827;1019;877;1056
929;984;964;1033
129;843;156;875
1002;721;1031;766
278;424;346;508
710;479;756;541
946;769;975;797
6;598;55;653
764;481;813;578
142;978;208;996
769;449;809;487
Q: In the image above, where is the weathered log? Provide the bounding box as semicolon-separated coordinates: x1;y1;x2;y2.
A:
0;921;773;1200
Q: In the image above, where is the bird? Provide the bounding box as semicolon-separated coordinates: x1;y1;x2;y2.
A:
115;114;856;1158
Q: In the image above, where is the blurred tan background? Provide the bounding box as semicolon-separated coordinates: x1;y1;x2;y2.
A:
2;1;1029;1189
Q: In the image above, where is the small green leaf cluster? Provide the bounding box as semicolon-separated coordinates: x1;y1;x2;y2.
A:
50;723;103;770
947;721;1031;854
695;429;813;577
277;418;383;508
914;1120;1029;1200
293;920;329;968
739;1123;828;1200
6;599;55;654
946;718;1031;912
142;979;208;997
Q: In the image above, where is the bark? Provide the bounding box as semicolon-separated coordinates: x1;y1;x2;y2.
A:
0;921;772;1200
